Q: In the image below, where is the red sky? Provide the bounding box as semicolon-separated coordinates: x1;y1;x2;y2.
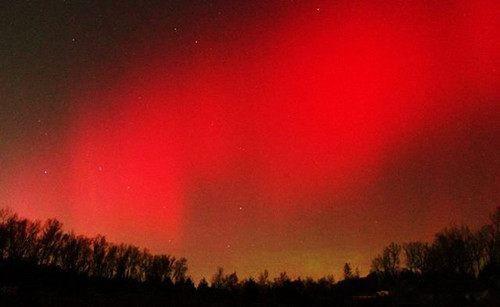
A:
1;1;498;281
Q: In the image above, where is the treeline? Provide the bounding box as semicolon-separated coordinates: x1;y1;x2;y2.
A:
0;208;189;285
370;212;500;280
1;207;499;305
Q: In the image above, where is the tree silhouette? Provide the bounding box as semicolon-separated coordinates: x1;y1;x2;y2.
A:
91;235;108;277
0;206;499;305
343;263;354;280
38;219;63;266
274;271;291;286
211;267;225;289
144;254;173;285
225;272;239;290
198;277;209;290
172;257;188;284
257;269;270;287
403;241;430;273
431;226;478;277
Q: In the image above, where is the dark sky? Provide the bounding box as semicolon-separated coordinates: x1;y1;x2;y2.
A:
1;0;498;281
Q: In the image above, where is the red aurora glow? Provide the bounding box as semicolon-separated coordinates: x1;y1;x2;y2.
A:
3;1;498;280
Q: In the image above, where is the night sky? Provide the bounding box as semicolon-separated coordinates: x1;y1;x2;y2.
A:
1;0;499;281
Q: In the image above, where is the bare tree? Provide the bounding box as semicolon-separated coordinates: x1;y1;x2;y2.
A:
257;269;270;287
172;257;188;283
211;267;225;289
404;242;430;273
92;235;108;278
38;219;64;266
343;263;354;280
144;254;173;284
274;272;290;287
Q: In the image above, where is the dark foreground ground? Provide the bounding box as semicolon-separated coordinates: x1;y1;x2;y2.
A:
1;261;499;306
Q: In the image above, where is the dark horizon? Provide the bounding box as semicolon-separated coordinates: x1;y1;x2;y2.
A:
1;206;499;305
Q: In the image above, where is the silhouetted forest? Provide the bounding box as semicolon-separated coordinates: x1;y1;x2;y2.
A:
1;207;499;306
